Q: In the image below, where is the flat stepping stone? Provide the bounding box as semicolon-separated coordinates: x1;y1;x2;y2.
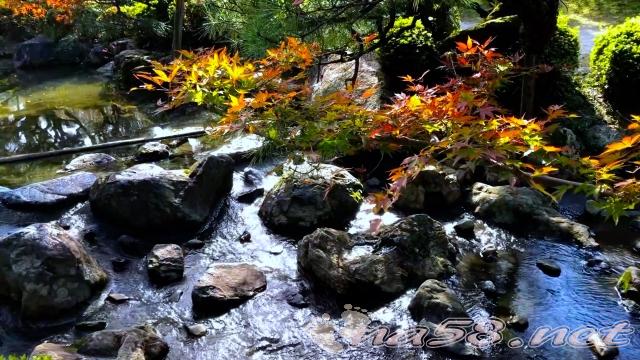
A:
0;172;97;210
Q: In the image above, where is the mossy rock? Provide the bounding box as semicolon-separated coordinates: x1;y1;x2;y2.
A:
590;17;640;114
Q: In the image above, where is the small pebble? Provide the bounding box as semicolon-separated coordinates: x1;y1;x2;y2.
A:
479;280;497;296
480;244;498;262
268;244;284;255
507;315;529;332
238;231;252;243
186;323;208;337
107;293;130;304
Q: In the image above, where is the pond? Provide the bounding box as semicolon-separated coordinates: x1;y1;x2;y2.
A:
0;68;214;187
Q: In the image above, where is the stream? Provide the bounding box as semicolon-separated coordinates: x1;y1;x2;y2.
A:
1;2;640;358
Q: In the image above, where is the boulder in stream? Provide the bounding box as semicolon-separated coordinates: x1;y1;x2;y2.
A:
63;153;118;172
394;166;462;212
192;263;267;311
259;163;363;237
298;214;457;296
408;279;467;324
0;172;97;210
136;142;171;163
89;154;233;234
146;244;184;284
0;223;108;320
76;324;169;360
470;183;598;248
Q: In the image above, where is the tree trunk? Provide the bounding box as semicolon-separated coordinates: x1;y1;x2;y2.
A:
503;0;560;115
172;0;186;55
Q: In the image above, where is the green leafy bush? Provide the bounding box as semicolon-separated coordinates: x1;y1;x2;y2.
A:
378;17;439;92
590;16;640;113
542;15;580;70
0;355;52;360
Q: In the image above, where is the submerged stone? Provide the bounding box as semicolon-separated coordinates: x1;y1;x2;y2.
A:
536;260;562;277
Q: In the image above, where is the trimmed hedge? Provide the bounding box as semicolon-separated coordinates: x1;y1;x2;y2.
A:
590;17;640;113
542;15;580;70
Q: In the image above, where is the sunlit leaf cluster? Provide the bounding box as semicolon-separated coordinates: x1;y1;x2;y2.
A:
140;36;639;221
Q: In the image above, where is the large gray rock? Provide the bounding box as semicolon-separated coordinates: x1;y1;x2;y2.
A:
63;153;118;172
147;244;184;284
616;266;640;303
13;35;55;69
192;263;267;311
259;163;363;237
470;183;598;248
395;166;462;212
90;155;233;234
0;223;107;320
76;324;168;360
313;53;383;110
298;214;457;295
0;172;97;210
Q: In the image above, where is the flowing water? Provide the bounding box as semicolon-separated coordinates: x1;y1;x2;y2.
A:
1;5;640;357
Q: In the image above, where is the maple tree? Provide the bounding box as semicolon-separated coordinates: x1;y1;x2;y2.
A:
1;0;83;23
138;36;639;223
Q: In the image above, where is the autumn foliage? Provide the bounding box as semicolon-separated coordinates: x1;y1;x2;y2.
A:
1;0;83;23
138;37;639;223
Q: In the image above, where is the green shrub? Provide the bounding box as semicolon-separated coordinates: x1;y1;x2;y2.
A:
379;17;439;92
542;15;580;70
590;16;640;113
0;355;52;360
